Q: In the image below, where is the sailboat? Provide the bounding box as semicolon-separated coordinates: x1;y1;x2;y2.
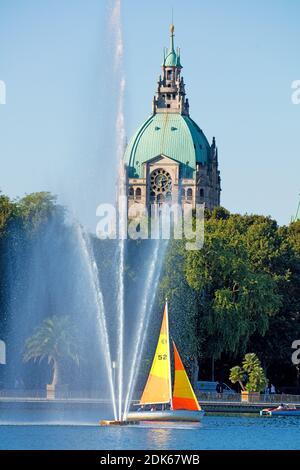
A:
127;301;204;423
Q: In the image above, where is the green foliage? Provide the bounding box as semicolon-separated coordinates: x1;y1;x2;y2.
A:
23;316;81;386
0;191;64;238
229;366;245;391
23;315;81;365
0;193;16;234
159;208;300;388
1;191;300;387
230;353;267;392
17;192;65;233
159;239;201;372
160;210;282;362
0;191;66;338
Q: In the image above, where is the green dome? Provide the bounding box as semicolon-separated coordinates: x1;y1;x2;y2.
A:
124;113;211;178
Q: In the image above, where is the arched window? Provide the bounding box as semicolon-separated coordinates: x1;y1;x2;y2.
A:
129;187;134;199
187;188;193;201
165;191;172;203
157;194;165;204
200;188;204;198
135;187;142;201
167;70;172;80
181;189;186;200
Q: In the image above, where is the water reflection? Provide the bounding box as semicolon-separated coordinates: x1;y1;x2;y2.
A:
1;416;300;450
141;422;202;449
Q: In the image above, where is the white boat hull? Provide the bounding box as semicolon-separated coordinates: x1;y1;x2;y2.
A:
260;408;300;417
126;409;204;423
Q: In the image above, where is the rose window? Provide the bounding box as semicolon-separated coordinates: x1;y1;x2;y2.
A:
150;168;172;197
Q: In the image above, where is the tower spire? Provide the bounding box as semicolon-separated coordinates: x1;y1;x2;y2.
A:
154;24;188;115
170;23;175;53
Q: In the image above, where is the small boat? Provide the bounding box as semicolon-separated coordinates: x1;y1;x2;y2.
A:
260;405;300;417
127;301;204;423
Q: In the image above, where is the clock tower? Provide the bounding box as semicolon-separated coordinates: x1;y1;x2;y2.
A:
124;25;221;214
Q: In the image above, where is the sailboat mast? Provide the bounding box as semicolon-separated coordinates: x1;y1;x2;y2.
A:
165;299;173;410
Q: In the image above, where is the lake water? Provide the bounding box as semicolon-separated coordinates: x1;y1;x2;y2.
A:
0;414;299;450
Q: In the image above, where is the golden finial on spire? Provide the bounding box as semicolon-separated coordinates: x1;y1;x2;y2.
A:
170;23;175;34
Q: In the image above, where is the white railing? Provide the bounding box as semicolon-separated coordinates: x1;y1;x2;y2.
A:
196;391;300;404
0;389;300;404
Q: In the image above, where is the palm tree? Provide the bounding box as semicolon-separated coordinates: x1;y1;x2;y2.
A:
230;353;267;393
229;366;245;391
23;316;81;391
242;353;261;374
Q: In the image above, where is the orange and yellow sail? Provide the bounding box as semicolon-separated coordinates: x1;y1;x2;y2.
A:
140;304;172;405
172;341;201;411
140;302;200;412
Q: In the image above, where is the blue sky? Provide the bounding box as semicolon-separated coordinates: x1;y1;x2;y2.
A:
0;0;299;230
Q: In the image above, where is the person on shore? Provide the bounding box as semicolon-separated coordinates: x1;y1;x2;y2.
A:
264;383;270;399
216;381;224;398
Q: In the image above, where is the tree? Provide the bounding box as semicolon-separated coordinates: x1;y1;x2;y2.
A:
167;212;280;359
230;353;267;392
0;193;17;234
0;192;67;370
23;316;81;389
17;192;65;234
229;366;245;391
159;239;201;382
159;210;287;389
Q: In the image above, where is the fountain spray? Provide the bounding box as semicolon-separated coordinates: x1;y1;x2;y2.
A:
76;225;117;420
110;0;126;421
122;240;169;419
